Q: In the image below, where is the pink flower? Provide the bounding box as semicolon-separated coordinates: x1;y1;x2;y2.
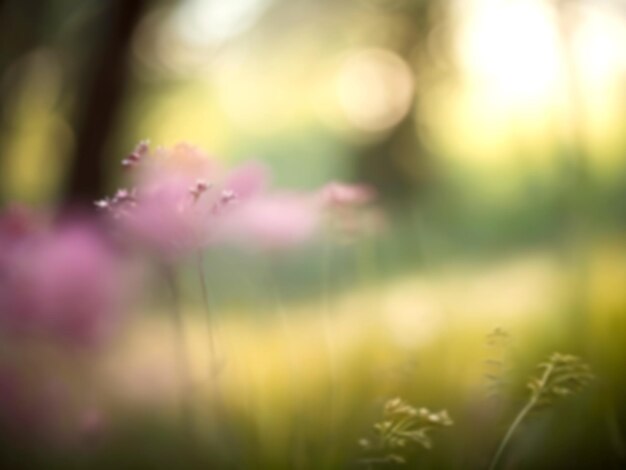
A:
317;181;384;241
101;142;385;255
217;192;321;250
117;174;214;259
99;142;270;260
0;205;42;267
0;219;126;347
318;181;376;208
222;162;269;200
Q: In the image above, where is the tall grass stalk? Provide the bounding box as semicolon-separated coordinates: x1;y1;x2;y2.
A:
488;353;593;470
196;254;220;381
320;235;339;466
196;253;239;465
261;255;308;467
163;265;196;444
487;363;553;470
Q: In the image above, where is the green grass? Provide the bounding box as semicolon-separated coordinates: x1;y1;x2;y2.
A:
1;242;625;469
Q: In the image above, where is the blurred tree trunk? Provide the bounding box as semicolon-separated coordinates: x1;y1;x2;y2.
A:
63;0;147;206
0;0;46;83
353;0;449;209
357;113;431;206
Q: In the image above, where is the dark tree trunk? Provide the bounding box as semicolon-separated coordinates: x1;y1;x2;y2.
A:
353;0;449;209
63;0;147;206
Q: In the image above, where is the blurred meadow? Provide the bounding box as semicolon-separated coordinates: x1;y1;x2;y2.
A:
1;0;626;468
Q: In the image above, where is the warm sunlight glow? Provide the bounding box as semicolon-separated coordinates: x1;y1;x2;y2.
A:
459;0;563;110
441;0;626;169
573;3;626;91
336;48;414;132
173;0;271;45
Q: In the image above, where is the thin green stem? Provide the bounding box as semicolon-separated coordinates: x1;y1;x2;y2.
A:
488;363;554;470
320;236;339;467
265;256;305;468
196;253;229;460
163;265;196;442
488;398;536;470
321;235;337;388
196;253;219;376
381;415;415;443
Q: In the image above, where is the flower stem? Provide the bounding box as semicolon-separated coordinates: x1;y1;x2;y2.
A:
163;265;196;442
320;236;339;466
321;236;336;382
488;398;535;470
196;253;219;376
265;256;306;465
196;252;227;452
488;363;554;470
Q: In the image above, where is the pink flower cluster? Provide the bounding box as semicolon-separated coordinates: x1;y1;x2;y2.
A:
0;207;121;442
0;140;383;445
0;207;127;347
0;143;380;350
97;141;379;257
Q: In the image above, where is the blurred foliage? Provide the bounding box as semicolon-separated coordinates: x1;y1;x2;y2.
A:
1;0;626;468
